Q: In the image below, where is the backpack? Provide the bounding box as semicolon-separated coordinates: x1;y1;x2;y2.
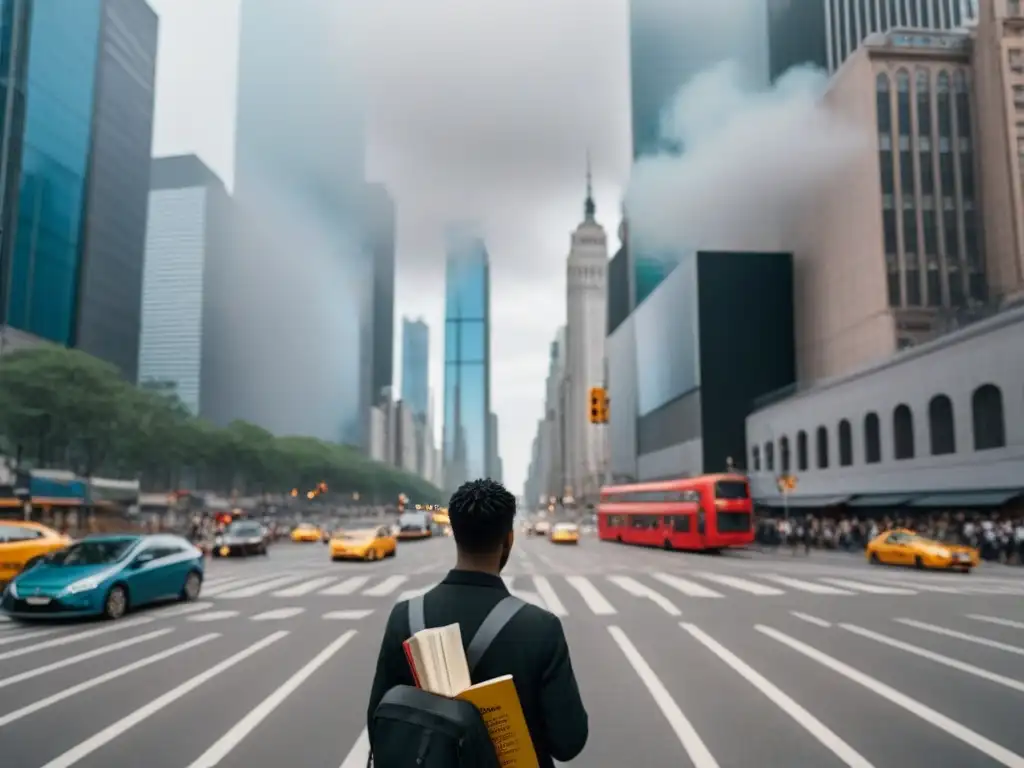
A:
368;593;527;768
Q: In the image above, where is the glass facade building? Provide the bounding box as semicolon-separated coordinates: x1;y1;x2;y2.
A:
3;0;101;345
442;227;491;489
401;317;429;420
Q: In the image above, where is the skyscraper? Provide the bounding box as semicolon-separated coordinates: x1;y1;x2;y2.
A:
767;0;978;82
139;155;232;420
226;0;371;444
0;0;158;379
442;225;491;490
365;183;396;403
401;317;429;420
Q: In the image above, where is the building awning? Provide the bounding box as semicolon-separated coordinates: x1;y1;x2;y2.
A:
758;495;851;509
847;494;917;508
908;490;1022;509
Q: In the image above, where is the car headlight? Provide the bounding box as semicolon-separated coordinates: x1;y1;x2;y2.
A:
215;536;223;545
61;576;104;596
6;580;18;598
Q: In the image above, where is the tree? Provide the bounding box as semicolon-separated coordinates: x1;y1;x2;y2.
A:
0;345;445;503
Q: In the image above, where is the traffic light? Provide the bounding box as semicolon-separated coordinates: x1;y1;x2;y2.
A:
589;387;609;424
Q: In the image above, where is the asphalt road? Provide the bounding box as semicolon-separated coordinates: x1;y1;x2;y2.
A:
3;534;1024;767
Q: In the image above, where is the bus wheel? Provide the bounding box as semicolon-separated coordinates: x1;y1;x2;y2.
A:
663;540;673;551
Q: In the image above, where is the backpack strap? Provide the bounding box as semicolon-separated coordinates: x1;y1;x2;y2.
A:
407;594;426;636
466;595;526;675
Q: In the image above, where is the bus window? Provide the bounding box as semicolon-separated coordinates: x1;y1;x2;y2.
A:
671;515;690;533
715;481;749;500
717;512;752;532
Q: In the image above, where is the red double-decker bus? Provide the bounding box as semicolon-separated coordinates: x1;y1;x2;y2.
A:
598;474;754;552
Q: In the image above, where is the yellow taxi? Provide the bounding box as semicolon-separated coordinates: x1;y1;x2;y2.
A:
866;528;978;572
0;520;72;586
549;522;580;545
329;526;397;562
290;523;323;543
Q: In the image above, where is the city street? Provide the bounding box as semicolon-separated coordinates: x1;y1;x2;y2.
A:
3;534;1024;767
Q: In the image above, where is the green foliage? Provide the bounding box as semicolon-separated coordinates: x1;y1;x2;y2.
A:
0;346;443;503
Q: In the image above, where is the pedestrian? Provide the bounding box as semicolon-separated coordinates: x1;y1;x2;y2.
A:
366;478;589;767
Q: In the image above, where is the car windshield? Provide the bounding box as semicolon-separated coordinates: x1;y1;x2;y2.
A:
554;523;577;531
49;540;135;566
337;530;373;540
227;523;262;536
297;523;316;530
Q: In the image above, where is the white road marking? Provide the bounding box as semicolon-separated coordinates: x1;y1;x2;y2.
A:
185;631;356;767
760;575;854;595
967;614;1024;631
0;626;62;646
0;633;219;728
653;572;723;598
819;578;916;595
251;607;305;621
533;576;568;615
0;628;174;689
397;584;437;602
273;576;338;597
0;617;154;661
339;727;370;768
791;612;831;628
157;601;214;618
607;626;719;768
362;575;408;597
895;618;1024;656
201;574;288;596
188;610;240;622
682;624;874;767
323;609;375;620
864;578;962;594
215;575;311;598
320;576;370;596
410;563;438;575
565;576;616;615
693;572;784;596
608;576;681;615
37;632;287;768
758;625;1024;767
842;624;1024;693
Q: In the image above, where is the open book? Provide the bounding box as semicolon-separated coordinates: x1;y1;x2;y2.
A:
404;623;540;768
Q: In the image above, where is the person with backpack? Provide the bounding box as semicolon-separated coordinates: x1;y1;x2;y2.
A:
366;478;589;767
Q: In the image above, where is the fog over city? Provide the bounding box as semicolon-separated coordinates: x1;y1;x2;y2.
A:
150;0;857;493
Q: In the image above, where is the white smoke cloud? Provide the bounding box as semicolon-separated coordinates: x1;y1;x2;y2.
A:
625;61;867;255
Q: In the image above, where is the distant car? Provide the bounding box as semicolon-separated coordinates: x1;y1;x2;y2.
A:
533;520;551;537
329;526;397;562
0;521;72;588
1;534;204;621
214;521;269;557
866;528;978;572
291;523;322;543
549;522;580;545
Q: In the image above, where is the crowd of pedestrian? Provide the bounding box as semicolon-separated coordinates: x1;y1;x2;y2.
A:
755;510;1024;564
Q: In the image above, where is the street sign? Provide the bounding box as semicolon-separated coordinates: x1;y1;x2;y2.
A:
776;474;797;493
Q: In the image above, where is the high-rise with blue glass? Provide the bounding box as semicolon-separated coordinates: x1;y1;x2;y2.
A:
0;0;157;380
401;317;429;420
442;225;491;491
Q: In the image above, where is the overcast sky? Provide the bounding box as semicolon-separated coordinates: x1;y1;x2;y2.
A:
148;0;632;496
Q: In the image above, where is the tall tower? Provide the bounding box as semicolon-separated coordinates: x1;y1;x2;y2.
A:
564;158;608;501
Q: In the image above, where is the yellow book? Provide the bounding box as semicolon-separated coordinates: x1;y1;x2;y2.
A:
456;675;539;768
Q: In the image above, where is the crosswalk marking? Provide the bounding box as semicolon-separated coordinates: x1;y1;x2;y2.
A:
203;574;286;596
323;609;375;620
653;572;723;598
215;575;311;598
252;607;306;621
502;576;545;609
188;611;240;622
339;727;370;768
565;576;616;615
967;614;1024;631
320;576;371;595
791;612;831;628
866;578;962;594
760;575;854;595
759;625;1024;766
681;624;874;767
397;584;437;602
694;572;784;596
273;576;338;597
608;576;680;615
842;623;1024;694
533;576;568;616
819;578;916;595
895;619;1024;656
0;617;154;661
363;575;408;597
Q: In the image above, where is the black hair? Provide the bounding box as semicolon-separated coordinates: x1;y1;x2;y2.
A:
448;478;516;555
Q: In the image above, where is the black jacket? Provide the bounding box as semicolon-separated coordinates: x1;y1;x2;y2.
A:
367;569;589;766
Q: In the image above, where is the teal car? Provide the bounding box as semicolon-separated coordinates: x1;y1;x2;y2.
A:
0;534;204;621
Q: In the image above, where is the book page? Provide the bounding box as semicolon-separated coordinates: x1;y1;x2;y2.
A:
439;624;471;695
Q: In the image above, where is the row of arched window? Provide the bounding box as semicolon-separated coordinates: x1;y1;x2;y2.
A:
751;383;1009;473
